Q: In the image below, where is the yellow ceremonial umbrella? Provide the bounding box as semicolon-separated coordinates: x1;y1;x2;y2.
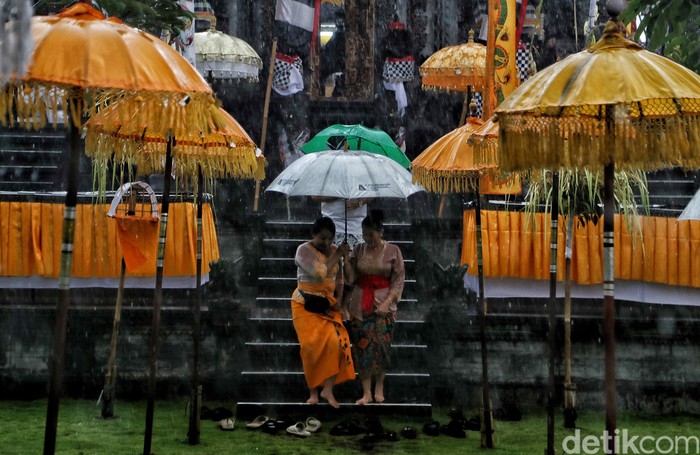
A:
495;10;700;452
0;4;222;454
420;30;487;125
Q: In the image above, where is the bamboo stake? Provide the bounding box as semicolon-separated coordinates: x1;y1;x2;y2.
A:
253;38;278;212
563;214;577;428
546;171;559;455
102;258;126;419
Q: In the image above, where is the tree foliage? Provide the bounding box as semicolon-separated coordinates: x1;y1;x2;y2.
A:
621;0;700;72
34;0;195;37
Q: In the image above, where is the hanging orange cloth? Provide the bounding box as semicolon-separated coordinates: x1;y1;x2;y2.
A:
114;215;159;273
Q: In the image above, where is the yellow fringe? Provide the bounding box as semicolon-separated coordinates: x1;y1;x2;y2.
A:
497;113;700;171
412;167;482;194
0;82;221;134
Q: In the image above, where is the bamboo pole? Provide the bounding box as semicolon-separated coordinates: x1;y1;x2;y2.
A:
546;171;559;455
253;38;278;212
102;258;127;419
187;167;204;445
43;121;81;455
475;191;494;448
563;214;577;428
143;135;174;455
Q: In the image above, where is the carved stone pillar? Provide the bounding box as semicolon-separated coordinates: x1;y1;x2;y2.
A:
344;0;375;100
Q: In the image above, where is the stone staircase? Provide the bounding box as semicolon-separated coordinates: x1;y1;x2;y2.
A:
235;192;433;420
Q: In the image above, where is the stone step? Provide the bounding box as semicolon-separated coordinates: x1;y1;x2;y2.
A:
252;296;425;320
237;370;432;404
248;316;426;344
235;401;433;421
243;341;429;371
259;257;417;275
260;238;416;258
256;276;418;298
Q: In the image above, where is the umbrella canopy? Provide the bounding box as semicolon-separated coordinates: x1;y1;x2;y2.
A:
266;149;424;199
679;188;700;222
300;124;411;169
411;116;496;193
195;28;263;82
419;30;487;92
496;20;700;172
85;104;263;180
1;3;219;133
469;116;499;165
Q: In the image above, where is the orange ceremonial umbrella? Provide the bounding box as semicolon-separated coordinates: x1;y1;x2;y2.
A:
85;104;264;181
0;4;222;454
420;30;487;126
495;9;700;451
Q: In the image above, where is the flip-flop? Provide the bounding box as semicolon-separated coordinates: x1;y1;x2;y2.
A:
218;418;236;431
286;422;311;438
305;417;322;433
245;415;271;430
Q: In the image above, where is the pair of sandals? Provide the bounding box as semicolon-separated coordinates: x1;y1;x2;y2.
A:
286;417;321;438
246;415;321;438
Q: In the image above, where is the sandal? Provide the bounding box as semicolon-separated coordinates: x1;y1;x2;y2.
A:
245;415;271;430
305;417;322;433
286;422;311;438
218;418;236;431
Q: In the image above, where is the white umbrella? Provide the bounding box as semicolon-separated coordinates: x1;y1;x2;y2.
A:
265;149;424;234
678;187;700;222
266;149;424;199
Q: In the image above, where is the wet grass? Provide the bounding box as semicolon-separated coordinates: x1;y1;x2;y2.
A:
2;399;699;454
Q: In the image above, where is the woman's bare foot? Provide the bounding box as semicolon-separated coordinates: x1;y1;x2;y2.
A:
320;389;340;408
355;395;373;405
373;393;385;403
307;389;319;405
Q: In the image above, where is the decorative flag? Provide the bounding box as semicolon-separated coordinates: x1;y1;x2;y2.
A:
483;0;518;118
274;0;316;53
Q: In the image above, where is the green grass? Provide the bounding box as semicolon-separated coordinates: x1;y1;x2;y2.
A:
2;400;699;454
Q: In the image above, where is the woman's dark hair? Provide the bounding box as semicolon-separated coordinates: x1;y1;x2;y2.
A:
312;216;336;236
362;209;384;232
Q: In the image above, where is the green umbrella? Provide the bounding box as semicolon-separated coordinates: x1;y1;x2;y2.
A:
300;124;411;169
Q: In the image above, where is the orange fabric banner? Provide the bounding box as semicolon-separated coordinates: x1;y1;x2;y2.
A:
484;0;518;118
461;210;700;288
0;202;219;278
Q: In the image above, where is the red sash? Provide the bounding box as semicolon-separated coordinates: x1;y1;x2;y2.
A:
356;274;390;314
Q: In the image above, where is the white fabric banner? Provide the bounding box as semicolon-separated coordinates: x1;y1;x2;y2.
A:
275;0;315;32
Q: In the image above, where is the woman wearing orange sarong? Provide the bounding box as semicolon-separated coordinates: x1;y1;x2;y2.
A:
292;216;354;408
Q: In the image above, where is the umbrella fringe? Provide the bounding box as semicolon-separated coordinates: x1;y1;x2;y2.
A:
412;167;481;194
84;130;260;180
499;113;700;171
0;82;221;134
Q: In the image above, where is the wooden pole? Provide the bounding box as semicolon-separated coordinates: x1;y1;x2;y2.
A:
143;135;174;455
187;168;204;445
603;161;616;454
102;258;127;419
458;87;472;126
563;214;577;428
546;171;559;455
253;38;278;212
475;190;494;448
43;121;80;455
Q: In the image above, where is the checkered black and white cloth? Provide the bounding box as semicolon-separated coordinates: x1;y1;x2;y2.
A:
516;45;536;83
472;92;483;119
273;53;303;91
383;57;415;83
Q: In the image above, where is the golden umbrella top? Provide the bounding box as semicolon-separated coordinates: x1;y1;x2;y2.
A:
468;116;499;167
420;30;487;92
496;20;700;172
85;103;264;180
0;3;219;133
411;116;497;193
